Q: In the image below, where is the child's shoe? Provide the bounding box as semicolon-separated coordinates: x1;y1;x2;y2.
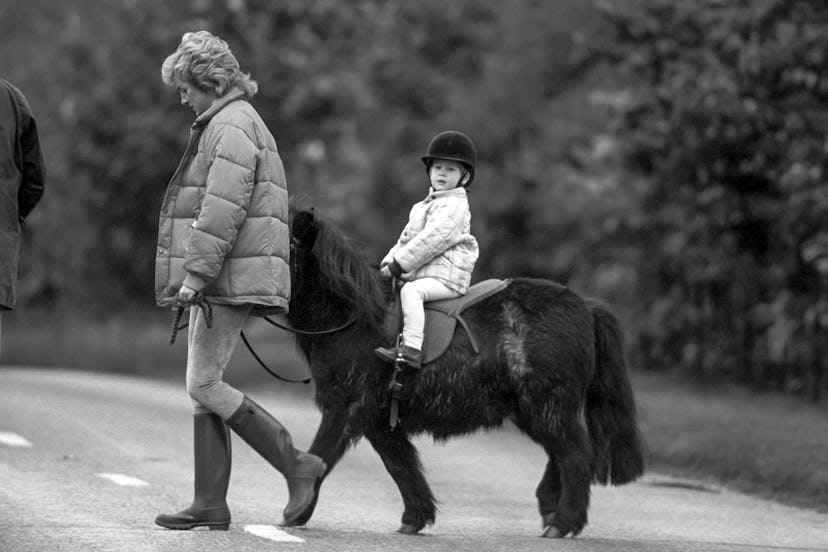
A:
374;345;422;370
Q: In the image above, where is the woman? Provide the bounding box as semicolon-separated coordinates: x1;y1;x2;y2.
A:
154;31;325;531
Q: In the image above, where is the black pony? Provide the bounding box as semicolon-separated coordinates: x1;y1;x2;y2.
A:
284;209;645;538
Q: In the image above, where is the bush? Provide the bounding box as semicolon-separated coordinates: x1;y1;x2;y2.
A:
599;0;828;400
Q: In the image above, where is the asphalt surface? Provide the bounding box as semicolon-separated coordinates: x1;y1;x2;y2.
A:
0;367;826;552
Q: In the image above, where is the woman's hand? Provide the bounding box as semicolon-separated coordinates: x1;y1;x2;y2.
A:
177;284;198;304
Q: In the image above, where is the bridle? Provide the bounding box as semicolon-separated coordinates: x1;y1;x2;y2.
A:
279;234;359;335
289;235;303;297
238;232;358;384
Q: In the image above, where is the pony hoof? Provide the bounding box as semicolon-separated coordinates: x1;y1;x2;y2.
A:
396;523;421;535
540;524;564;538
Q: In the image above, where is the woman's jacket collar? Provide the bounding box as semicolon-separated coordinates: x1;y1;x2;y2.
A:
193;87;247;126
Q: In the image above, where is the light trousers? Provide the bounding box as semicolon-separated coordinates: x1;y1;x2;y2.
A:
400;277;460;350
185;303;250;419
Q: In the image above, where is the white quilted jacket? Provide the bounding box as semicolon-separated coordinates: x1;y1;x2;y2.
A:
382;187;479;294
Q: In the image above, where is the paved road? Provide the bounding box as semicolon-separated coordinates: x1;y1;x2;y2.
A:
0;367;826;552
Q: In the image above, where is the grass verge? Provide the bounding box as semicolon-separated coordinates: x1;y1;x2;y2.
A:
634;370;828;512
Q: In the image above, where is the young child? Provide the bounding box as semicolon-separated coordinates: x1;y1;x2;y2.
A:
375;130;480;369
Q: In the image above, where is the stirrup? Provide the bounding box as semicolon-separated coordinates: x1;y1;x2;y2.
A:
381;343;422;370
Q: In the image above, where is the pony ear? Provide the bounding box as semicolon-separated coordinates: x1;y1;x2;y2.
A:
292;209;318;244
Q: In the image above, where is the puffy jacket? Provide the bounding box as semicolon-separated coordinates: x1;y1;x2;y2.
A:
382;187;478;294
155;88;290;314
0;78;45;311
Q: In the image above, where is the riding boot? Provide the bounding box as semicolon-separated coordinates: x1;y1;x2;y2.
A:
374;345;422;370
226;396;327;526
155;413;232;530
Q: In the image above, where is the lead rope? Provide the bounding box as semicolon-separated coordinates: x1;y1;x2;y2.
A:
167;294;310;384
168;294;213;346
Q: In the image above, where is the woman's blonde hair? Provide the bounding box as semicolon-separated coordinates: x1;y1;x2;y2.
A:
161;31;257;98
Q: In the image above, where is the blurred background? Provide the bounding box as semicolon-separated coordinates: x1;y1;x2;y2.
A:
4;0;828;403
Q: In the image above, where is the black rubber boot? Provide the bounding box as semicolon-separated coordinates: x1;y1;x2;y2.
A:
226;396;327;526
374;345;422;369
155;413;232;530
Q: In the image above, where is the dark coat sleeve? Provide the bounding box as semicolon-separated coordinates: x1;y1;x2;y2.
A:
14;89;45;222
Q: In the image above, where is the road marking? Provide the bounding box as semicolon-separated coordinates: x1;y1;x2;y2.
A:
244;525;304;542
0;432;33;447
96;473;150;486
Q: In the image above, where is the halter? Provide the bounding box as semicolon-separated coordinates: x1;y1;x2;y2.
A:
285;233;359;335
289;235;303;296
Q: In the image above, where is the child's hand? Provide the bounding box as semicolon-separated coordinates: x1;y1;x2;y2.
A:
388;259;403;278
379;259;403;279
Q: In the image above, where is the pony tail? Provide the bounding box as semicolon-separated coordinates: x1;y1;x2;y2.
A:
586;301;646;485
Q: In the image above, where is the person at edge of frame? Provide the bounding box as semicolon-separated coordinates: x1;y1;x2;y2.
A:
0;77;45;360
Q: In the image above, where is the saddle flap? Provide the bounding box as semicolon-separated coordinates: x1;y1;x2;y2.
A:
425;278;508;317
422;278;509;364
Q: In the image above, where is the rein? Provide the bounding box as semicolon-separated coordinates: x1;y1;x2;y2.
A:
168;292;357;386
240;330;311;384
238;314;358;385
167;231;359;384
262;314;357;335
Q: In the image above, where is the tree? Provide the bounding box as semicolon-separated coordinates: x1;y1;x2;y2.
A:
599;0;828;400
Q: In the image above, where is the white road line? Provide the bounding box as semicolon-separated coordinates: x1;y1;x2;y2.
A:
0;432;33;447
96;473;150;486
244;525;305;543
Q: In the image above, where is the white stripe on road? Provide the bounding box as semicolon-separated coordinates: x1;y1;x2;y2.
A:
244;525;304;542
0;432;33;447
96;473;150;486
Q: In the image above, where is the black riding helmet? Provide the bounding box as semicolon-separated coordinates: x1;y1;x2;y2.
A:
421;130;476;187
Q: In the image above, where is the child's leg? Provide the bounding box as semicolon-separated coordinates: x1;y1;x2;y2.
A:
400;278;460;350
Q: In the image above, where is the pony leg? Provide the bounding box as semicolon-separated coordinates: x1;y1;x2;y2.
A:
516;412;592;538
308;409;351;471
535;458;562;523
365;428;436;534
540;419;592;538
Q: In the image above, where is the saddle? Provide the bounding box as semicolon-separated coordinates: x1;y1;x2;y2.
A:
385;278;510;365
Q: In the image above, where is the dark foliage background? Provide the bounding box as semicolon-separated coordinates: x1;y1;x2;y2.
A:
599;0;828;400
3;0;828;402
